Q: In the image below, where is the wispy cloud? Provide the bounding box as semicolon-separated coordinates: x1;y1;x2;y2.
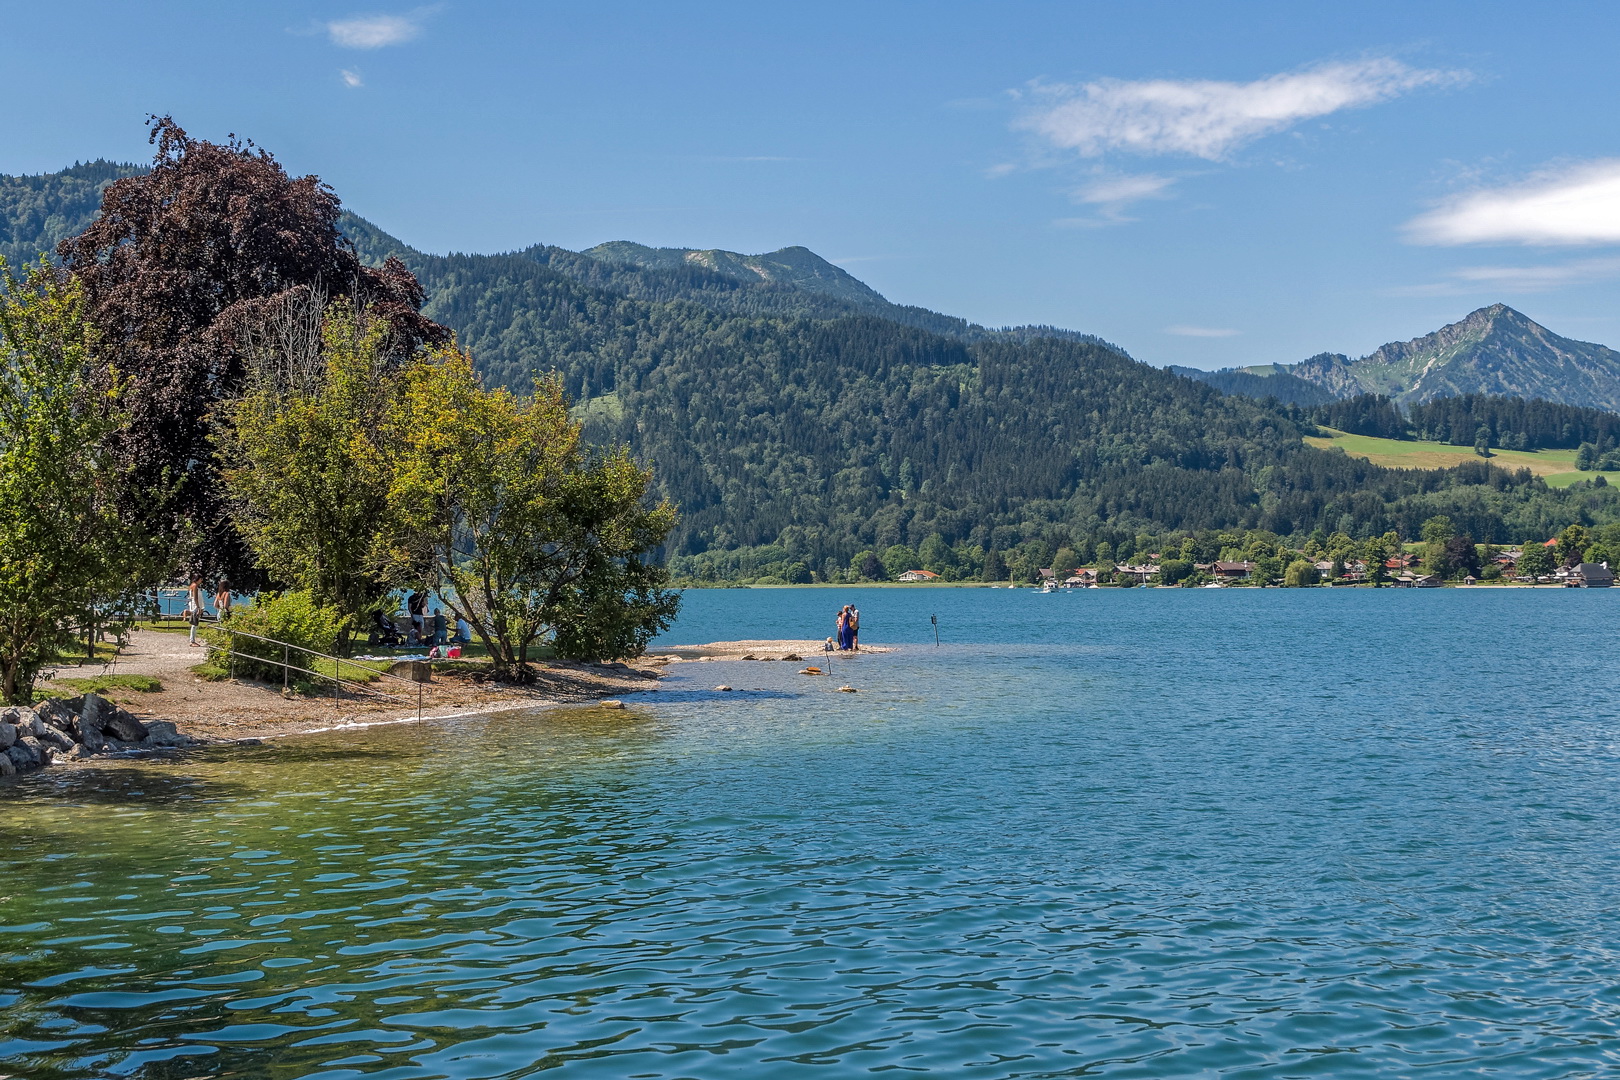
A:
1054;172;1176;227
1166;325;1241;338
341;69;364;88
1018;58;1465;160
1405;160;1620;246
327;11;427;49
1389;257;1620;297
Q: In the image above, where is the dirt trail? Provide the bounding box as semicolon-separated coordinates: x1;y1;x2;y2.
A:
44;627;666;742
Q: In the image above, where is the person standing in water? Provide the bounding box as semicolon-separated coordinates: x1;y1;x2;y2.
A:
835;606;849;651
849;605;860;652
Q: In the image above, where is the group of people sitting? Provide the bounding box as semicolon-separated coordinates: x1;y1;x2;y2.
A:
369;590;473;654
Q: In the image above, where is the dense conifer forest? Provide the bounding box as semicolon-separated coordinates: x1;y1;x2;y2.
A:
5;161;1620;582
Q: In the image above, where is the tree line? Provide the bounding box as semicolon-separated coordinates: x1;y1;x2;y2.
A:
1304;391;1620;453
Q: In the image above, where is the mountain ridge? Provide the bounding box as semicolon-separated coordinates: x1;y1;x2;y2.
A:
1200;305;1620;411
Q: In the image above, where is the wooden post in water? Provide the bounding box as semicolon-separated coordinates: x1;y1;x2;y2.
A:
931;614;939;647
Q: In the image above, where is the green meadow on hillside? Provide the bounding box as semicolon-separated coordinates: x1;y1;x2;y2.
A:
1305;428;1593;488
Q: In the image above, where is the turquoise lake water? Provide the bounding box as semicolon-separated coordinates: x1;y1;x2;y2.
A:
5;586;1620;1078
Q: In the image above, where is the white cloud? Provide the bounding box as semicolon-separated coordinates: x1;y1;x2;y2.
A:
341;69;364;88
1388;257;1620;297
1075;174;1175;205
327;12;423;49
1019;58;1464;160
1053;173;1176;227
1405;160;1620;245
1166;325;1241;338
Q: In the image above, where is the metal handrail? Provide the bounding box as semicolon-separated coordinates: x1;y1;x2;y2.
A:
205;625;427;719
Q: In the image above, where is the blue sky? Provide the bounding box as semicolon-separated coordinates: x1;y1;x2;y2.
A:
5;1;1620;369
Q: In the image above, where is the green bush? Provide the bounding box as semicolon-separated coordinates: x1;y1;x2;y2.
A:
208;590;347;684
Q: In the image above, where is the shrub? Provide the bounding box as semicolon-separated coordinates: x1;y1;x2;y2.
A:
208;590;347;684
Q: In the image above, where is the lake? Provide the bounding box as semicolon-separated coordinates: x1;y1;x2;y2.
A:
5;586;1620;1078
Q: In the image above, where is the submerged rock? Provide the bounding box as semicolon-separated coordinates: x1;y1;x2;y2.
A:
0;721;15;751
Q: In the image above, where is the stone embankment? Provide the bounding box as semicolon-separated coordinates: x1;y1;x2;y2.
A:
0;693;202;777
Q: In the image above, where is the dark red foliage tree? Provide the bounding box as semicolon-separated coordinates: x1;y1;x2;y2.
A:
59;117;449;583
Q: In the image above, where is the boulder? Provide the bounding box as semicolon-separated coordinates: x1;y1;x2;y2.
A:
78;694;112;734
33;700;74;734
67;743;95;760
101;707;148;743
714;685;733;692
0;753;13;776
0;721;15;750
35;724;75;754
6;738;45;772
781;654;803;661
142;721;192;748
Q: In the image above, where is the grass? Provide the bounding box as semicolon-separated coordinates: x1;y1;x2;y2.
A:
1305;428;1600;486
48;674;163;695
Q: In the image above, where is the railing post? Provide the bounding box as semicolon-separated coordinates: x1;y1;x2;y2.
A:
283;644;288;691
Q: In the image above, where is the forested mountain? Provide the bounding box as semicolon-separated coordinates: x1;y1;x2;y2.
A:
1168;364;1336;406
0;160;144;268
5;160;1620;581
1208;306;1620;411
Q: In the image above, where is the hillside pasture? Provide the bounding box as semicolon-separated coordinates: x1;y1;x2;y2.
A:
1305;428;1594;488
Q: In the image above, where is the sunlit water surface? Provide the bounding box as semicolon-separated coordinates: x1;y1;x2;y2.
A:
5;587;1620;1078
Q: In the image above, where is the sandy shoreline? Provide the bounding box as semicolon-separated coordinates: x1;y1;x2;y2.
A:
38;627;669;748
653;639;894;661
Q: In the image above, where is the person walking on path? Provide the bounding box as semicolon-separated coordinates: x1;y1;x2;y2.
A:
213;581;232;621
186;575;204;647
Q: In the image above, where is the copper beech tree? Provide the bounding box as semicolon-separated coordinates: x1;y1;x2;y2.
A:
59;117;448;584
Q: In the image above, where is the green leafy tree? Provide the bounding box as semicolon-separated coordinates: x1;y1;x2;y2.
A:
1474;426;1492;457
1158;558;1193;585
395;352;679;674
1558;524;1592;566
1422;516;1456;576
1050;546;1079;577
854;550;884;580
1283;559;1320;587
981;548;1006;582
1516;543;1554;578
1363;535;1391;584
919;533;956;576
881;545;917;580
0;265;133;702
1578;442;1598;471
223;305;403;652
